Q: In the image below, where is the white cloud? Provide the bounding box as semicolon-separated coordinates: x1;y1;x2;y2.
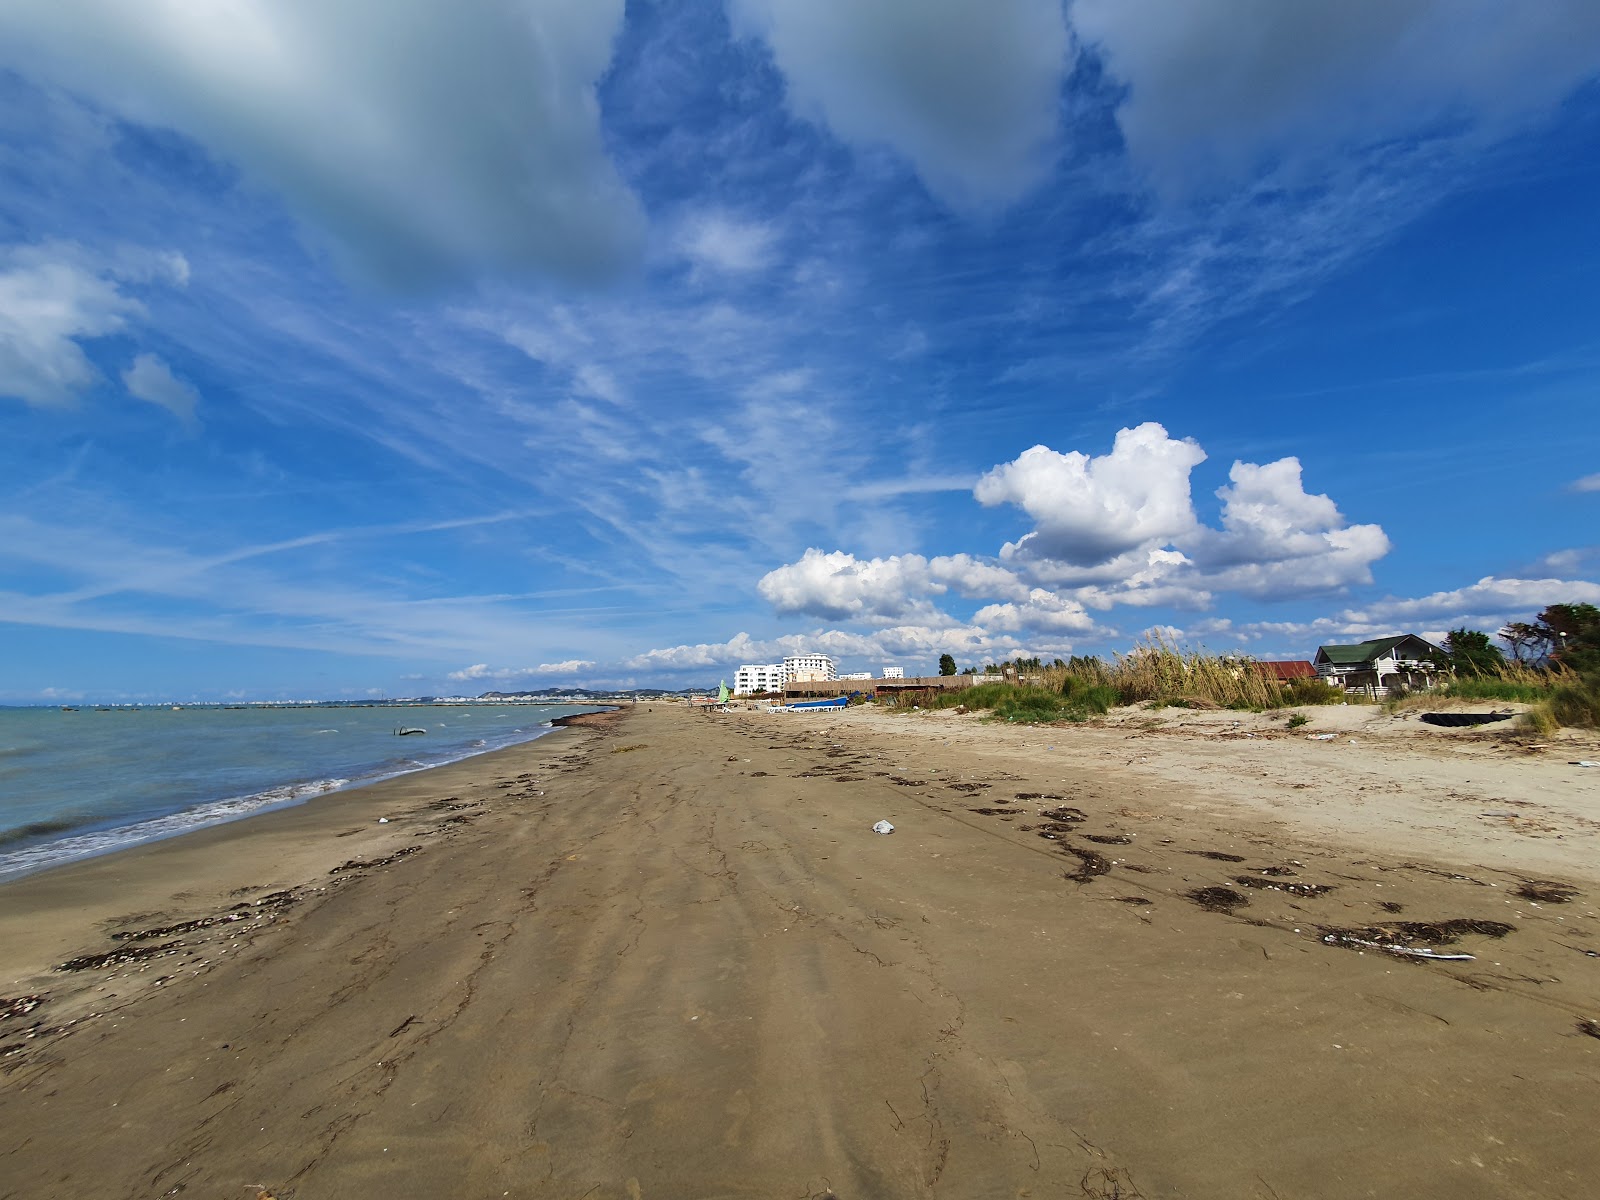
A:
0;245;142;407
0;0;644;287
122;353;199;425
976;427;1390;604
975;423;1206;565
678;213;779;274
538;659;595;673
973;588;1097;634
758;548;949;623
1571;473;1600;493
1186;458;1390;596
730;0;1070;210
447;659;594;682
1341;576;1600;627
926;554;1030;600
1071;0;1600;182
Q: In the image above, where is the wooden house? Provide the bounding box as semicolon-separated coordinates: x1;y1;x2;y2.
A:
1313;635;1444;697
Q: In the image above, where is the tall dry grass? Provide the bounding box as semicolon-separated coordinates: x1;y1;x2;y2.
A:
1039;635;1343;711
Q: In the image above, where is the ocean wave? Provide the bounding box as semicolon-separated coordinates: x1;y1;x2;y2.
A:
0;715;582;883
0;775;352;883
0;816;92;847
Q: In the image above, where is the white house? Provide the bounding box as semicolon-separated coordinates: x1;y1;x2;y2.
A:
882;666;904;679
733;663;785;695
782;654;836;683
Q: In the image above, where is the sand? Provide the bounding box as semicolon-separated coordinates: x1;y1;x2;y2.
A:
2;702;1598;1199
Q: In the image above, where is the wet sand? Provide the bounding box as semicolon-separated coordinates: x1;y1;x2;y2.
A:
2;703;1598;1199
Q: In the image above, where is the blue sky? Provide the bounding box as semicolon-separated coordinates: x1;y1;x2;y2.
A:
1;0;1598;702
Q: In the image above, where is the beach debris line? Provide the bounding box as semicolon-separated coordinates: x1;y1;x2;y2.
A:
1233;875;1334;898
329;845;422;873
1512;880;1580;903
1185;850;1245;862
1578;1019;1600;1040
1187;886;1249;913
55;940;187;972
0;995;46;1021
1317;918;1515;962
872;820;895;834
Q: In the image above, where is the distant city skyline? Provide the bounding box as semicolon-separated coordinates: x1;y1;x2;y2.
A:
1;2;1597;702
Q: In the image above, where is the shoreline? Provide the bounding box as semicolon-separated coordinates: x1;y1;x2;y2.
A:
2;701;1596;1197
0;704;618;886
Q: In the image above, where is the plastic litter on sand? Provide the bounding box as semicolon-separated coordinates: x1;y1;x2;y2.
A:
872;820;895;835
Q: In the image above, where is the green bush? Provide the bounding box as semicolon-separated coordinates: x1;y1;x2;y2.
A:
1547;681;1600;730
1444;677;1556;704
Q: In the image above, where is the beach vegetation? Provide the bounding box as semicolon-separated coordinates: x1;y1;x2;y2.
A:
1286;712;1309;729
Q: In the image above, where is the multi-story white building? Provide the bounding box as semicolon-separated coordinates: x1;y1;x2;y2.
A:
733;663;785;695
838;671;873;681
782;654;836;683
882;666;904;679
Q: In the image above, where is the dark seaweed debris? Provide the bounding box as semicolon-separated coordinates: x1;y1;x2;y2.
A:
1578;1019;1600;1040
1084;833;1132;845
1318;919;1515;948
969;807;1023;816
1187;887;1248;913
0;996;46;1021
946;782;990;792
1061;845;1112;882
1015;792;1063;801
1233;875;1334;898
56;940;186;972
1112;896;1152;906
329;845;422;874
1186;850;1245;862
1513;881;1579;904
1039;806;1087;823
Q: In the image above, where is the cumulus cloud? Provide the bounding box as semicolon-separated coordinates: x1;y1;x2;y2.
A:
730;0;1070;210
1186;458;1390;596
0;0;644;287
976;426;1389;603
757;548;950;624
973;588;1096;634
975;422;1206;566
1071;0;1600;181
1571;473;1600;493
0;245;143;407
538;659;595;673
122;353;199;425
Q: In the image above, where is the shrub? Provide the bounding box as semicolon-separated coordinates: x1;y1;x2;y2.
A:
1287;713;1309;729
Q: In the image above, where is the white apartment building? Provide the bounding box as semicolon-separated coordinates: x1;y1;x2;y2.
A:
882;666;904;679
782;653;837;683
733;663;785;695
838;671;873;681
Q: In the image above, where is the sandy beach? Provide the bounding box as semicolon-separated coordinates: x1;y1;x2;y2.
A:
3;703;1598;1199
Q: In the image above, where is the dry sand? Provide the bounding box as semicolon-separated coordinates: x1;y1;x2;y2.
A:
2;702;1598;1199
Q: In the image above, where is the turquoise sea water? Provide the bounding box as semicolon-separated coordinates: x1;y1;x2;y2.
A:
0;702;596;882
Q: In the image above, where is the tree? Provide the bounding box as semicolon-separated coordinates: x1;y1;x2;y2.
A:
1443;628;1505;676
1502;603;1600;665
938;653;957;676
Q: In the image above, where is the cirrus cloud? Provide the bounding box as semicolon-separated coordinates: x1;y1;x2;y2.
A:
0;0;645;287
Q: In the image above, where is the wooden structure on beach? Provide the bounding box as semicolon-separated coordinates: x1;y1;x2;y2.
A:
782;675;976;705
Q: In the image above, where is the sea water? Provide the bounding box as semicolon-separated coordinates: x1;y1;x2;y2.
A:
0;702;598;882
